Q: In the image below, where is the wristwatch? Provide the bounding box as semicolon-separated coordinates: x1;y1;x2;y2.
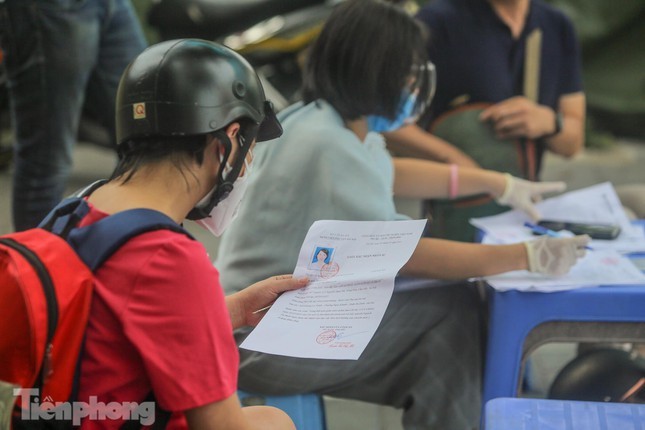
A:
544;111;563;138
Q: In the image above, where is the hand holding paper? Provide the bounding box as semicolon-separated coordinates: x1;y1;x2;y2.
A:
240;219;426;360
230;275;310;328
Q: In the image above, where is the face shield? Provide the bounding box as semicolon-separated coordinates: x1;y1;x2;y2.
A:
366;61;437;133
404;61;436;125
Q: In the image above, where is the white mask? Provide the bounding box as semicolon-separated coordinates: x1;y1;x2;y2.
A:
195;159;252;237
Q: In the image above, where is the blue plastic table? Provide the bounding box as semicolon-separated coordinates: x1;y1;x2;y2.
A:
485;397;645;430
483;221;645;404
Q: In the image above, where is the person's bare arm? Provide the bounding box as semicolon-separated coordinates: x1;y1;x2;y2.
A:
401;238;528;279
185;394;295;430
393;158;566;220
392;158;506;199
545;93;585;158
402;233;590;279
384;124;480;167
479;93;585;158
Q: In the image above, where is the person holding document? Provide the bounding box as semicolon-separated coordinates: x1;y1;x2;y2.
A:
216;1;590;429
71;40;307;430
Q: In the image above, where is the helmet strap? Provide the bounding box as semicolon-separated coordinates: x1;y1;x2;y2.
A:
186;130;251;220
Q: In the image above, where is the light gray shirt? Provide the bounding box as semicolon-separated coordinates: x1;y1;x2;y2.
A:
216;100;408;294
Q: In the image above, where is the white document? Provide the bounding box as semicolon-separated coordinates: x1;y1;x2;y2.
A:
471;182;645;253
240;219;426;360
484;249;645;292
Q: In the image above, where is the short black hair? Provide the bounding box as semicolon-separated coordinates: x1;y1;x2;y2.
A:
302;0;429;120
110;116;257;185
110;134;209;184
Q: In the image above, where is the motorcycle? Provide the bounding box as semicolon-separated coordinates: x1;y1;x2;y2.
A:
0;0;336;171
147;0;341;110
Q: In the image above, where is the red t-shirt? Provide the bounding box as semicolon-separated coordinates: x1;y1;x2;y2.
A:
77;204;239;429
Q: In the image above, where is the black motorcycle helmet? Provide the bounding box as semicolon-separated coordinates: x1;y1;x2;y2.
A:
548;348;645;403
115;39;282;219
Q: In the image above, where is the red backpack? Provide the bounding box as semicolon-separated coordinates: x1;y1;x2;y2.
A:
0;193;190;428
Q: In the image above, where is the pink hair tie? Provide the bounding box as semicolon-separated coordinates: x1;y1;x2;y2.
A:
449;164;459;199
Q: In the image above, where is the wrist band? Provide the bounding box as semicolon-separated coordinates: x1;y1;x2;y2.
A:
449;164;459;199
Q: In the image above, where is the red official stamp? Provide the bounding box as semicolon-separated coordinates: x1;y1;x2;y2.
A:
320;262;340;279
316;329;337;344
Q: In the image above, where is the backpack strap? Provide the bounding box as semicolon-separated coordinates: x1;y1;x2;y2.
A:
68;208;193;271
39;196;194;271
38;197;92;238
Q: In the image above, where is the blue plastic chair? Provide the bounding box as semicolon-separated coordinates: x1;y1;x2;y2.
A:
238;391;326;430
484;397;645;430
483;264;645;404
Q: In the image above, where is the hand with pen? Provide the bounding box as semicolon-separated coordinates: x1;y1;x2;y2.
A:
523;234;591;276
493;174;591;275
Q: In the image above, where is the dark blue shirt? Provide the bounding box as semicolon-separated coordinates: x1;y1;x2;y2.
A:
416;0;583;121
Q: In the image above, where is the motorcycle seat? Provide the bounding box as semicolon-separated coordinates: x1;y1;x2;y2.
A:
149;0;325;41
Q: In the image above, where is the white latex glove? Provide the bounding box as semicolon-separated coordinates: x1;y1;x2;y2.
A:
495;173;566;221
523;235;591;276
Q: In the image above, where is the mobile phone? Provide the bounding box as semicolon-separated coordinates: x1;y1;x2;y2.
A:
537;220;621;240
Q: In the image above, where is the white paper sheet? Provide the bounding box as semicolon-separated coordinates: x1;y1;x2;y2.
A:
471;182;645;253
240;219;426;360
469;182;645;292
0;381;19;430
484;249;645;292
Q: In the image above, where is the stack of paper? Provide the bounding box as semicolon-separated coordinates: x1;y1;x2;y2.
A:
470;182;645;292
483;249;645;292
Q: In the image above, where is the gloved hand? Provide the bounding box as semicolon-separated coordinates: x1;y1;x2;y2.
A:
496;173;566;221
523;235;591;276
